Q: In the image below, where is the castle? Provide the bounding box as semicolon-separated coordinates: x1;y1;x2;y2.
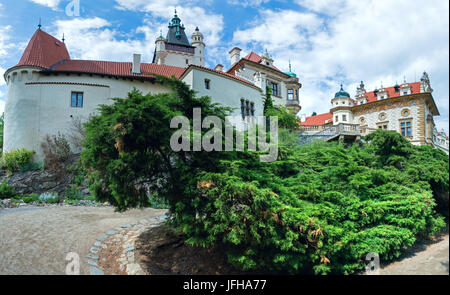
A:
2;11;447;158
298;77;449;154
2;12;301;159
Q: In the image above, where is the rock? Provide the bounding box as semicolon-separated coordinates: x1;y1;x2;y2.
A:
105;230;117;235
96;234;108;241
90;247;99;254
86;253;99;260
88;260;98;266
123;246;135;253
90;267;104;275
126;263;144;275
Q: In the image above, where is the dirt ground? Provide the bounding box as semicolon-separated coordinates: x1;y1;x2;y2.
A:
134;225;259;275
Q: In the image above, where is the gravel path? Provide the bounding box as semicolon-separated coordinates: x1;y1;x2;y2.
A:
0;206;167;275
380;235;449;275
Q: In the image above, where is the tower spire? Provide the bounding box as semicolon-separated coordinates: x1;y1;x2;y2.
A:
38;18;42;30
289;60;292;72
62;33;65;43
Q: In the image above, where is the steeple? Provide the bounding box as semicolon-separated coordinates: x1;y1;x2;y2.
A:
166;9;190;46
285;60;297;77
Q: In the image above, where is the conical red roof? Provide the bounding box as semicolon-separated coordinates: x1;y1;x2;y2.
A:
16;29;70;69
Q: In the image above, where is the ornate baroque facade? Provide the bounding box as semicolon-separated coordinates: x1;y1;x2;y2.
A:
299;74;448;154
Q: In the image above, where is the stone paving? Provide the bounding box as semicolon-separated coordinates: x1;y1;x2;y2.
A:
88;215;168;275
0;206;167;275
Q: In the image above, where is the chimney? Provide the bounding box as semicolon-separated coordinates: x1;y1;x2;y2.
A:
229;47;241;66
300;114;307;123
132;54;141;74
214;64;224;72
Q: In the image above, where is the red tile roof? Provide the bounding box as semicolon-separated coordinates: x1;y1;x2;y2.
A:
363;82;421;103
51;60;186;79
244;52;262;63
299;112;333;126
16;29;70;69
184;65;259;88
243;51;281;71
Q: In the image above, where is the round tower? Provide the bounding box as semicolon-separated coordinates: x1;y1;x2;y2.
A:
154;30;166;65
330;84;354;125
191;26;205;67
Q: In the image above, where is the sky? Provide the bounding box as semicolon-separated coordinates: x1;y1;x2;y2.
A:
0;0;448;132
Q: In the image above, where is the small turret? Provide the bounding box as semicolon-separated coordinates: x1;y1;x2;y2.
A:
331;84;354;125
191;26;205;66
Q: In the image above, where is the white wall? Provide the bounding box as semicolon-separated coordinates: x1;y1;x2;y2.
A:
182;68;264;131
3;67;170;160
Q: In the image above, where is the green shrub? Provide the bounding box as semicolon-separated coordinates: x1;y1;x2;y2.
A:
1;148;35;173
20;161;44;173
0;180;15;199
64;185;84;201
39;192;60;204
147;193;170;209
80;78;448;275
22;196;34;203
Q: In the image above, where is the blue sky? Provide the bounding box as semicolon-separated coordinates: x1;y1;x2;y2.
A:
0;0;449;132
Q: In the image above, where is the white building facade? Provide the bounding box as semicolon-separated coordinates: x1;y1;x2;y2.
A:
299;74;446;154
3;12;281;159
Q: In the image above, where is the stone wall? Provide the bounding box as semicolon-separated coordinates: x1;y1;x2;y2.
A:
0;155;89;197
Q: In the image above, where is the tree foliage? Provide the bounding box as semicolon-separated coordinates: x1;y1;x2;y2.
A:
81;77;447;275
264;86;298;130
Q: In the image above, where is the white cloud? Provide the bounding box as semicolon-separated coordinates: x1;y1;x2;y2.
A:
294;0;347;14
0;95;5;115
113;0;225;65
29;0;61;9
231;0;449;132
227;0;270;7
0;67;5;86
0;25;13;59
52;17;153;62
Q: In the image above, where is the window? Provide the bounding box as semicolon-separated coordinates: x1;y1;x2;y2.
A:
186;59;189;65
401;121;412;137
342;115;347;122
204;79;210;89
269;82;279;96
335;116;339;122
71;92;83;108
401;109;410;117
295;90;299;100
288;89;294;100
241;99;254;118
378;113;387;121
